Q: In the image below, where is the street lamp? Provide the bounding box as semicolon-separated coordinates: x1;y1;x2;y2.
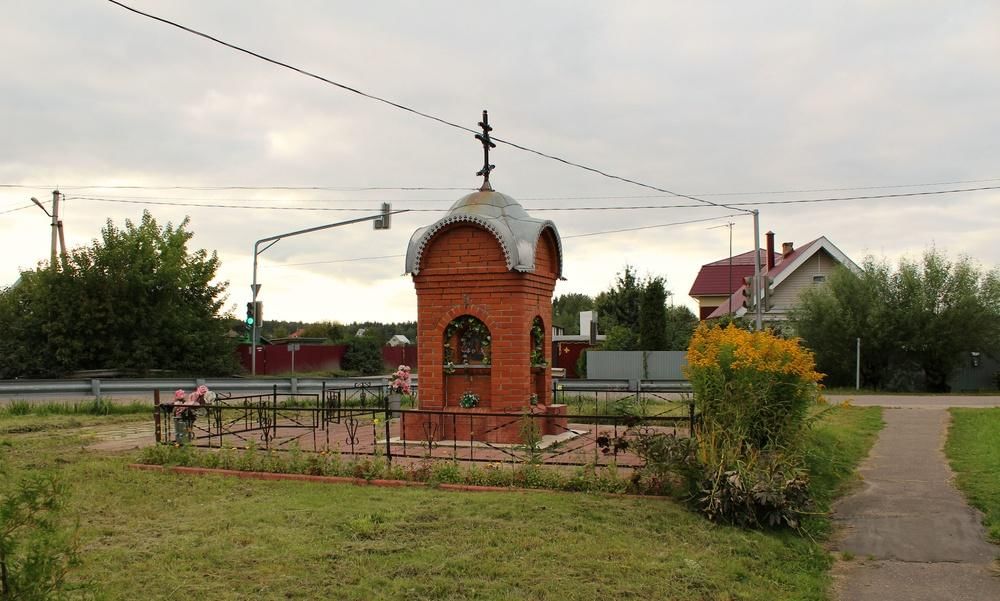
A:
249;203;404;375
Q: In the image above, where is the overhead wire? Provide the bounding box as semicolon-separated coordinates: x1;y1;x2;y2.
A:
105;0;739;212
262;213;745;269
64;185;1000;213
4;175;1000;197
0;204;34;215
0;184;474;192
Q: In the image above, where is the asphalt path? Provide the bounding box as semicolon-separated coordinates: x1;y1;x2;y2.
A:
831;407;1000;600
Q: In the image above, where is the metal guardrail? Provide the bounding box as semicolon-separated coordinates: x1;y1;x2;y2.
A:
0;375;690;398
0;377;390;397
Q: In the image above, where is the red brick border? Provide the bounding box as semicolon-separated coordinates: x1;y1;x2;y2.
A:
126;463;669;500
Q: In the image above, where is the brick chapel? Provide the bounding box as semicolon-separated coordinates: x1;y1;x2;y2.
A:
400;111;567;443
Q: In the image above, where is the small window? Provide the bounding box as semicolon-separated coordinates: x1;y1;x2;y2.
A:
812;275;826;283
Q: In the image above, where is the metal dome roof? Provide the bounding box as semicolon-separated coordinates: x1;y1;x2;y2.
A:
404;190;563;278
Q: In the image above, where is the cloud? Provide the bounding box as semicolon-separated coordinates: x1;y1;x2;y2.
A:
3;1;999;323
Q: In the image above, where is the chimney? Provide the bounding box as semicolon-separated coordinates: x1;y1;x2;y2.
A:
765;231;775;271
782;242;794;257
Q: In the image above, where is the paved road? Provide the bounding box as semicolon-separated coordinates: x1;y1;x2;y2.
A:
831;407;1000;601
825;394;1000;409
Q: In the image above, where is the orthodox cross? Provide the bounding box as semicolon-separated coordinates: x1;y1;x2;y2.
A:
475;109;496;191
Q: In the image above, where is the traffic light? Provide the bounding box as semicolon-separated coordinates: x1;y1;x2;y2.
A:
740;276;755;310
373;202;392;230
763;277;775;312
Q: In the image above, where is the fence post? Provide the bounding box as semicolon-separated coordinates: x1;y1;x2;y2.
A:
272;384;278;441
689;401;696;439
384;403;392;465
321;381;326;425
153;389;161;443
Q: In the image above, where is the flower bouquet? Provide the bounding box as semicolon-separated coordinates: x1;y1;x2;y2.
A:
389;365;412;395
459;391;480;409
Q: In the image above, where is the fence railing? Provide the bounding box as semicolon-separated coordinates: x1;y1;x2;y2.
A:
0;376;690;399
155;385;696;468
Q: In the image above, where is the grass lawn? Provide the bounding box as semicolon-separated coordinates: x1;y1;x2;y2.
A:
0;405;882;600
946;408;1000;543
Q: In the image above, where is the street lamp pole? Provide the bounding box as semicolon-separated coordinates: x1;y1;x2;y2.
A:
752;209;763;331
31;190;62;270
250;206;406;375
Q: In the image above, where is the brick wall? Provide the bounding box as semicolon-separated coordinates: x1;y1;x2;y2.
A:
405;223;558;442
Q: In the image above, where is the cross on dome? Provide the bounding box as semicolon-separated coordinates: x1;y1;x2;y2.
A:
475;109;496;191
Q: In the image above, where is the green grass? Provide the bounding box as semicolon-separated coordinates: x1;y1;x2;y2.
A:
946;408;1000;543
802;405;884;537
0;397;150;418
0;405;883;600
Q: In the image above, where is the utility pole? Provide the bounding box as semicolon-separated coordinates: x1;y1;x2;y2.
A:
751;209;763;330
31;190;63;270
708;222;735;315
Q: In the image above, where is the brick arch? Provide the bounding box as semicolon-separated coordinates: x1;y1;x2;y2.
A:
416;221;511;273
433;304;497;335
530;314;549;362
534;227;561;278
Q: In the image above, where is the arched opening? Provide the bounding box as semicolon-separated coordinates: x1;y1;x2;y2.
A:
530;316;546;367
443;315;491;367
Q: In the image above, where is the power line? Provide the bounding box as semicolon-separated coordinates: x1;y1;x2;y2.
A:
0;204;34;215
264;254;406;268
106;0;737;212
264;213;745;269
64;193;457;204
67;195;443;212
64;184;1000;214
536;185;1000;209
687;177;1000;197
563;213;747;239
0;184;473;192
4;175;1000;196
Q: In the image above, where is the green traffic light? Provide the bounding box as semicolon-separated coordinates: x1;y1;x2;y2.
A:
246;317;255;326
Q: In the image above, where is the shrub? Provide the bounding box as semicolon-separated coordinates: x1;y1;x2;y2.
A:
620;324;826;528
686;323;823;449
696;449;811;529
0;462;80;598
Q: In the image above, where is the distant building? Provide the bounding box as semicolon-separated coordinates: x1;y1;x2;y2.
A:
386;334;411;347
692;232;858;323
552;311;606;378
689;249;779;320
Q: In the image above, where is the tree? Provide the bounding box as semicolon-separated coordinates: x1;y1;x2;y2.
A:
594;265;643;336
595;266;683;351
664;305;698;350
793;250;1000;391
299;321;346;342
552;293;594;334
0;211;237;378
638;278;668;350
341;335;383;375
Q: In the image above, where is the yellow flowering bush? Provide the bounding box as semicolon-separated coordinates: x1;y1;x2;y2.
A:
686;323;823;449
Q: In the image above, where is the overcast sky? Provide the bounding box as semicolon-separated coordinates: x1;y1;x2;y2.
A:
2;1;999;323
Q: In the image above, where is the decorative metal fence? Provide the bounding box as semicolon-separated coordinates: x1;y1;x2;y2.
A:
155;382;697;468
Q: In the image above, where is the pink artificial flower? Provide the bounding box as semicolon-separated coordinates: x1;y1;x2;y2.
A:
174;389;186;400
196;385;209;396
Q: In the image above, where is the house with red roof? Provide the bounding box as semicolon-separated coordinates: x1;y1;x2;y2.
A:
690;232;858;322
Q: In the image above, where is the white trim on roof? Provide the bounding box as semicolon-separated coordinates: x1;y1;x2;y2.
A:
769;237;860;289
